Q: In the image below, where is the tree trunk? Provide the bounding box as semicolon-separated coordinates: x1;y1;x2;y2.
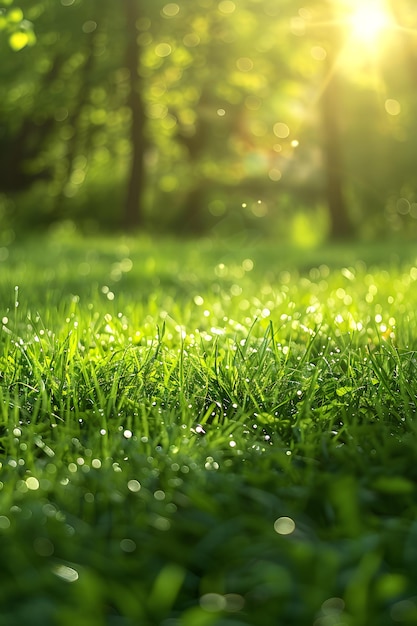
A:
124;0;146;230
320;52;353;240
0;54;65;192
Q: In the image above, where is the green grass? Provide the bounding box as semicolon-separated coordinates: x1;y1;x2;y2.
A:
1;230;417;625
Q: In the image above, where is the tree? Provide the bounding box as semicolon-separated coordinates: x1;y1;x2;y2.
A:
319;21;353;239
2;0;417;240
123;0;147;229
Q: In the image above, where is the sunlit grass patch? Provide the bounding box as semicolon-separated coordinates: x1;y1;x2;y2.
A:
1;234;417;624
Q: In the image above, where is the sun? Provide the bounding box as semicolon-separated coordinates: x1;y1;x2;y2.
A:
349;1;392;44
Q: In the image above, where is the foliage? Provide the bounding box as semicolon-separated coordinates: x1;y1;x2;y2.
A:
1;234;417;623
1;0;417;238
0;2;35;50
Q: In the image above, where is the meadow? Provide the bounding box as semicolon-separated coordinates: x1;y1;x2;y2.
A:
1;230;417;626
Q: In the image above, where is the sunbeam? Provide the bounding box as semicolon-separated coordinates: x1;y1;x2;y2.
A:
349;2;392;45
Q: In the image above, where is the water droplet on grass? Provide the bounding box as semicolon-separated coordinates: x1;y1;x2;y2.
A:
274;516;295;535
127;480;141;492
26;477;40;491
52;564;79;583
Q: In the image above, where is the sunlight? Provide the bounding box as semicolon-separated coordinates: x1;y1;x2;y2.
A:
349;1;392;45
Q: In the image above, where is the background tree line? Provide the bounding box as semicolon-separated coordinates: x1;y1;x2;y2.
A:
1;0;417;242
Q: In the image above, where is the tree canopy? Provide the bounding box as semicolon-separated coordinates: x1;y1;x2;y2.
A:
1;0;417;241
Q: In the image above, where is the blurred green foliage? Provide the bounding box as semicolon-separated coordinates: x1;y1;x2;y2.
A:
1;0;417;239
0;1;35;50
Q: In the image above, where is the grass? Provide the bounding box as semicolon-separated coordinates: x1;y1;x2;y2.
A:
1;230;417;625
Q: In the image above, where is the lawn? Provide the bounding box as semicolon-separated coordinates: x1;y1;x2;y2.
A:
1;230;417;626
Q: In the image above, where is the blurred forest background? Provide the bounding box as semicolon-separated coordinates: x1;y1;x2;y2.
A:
1;0;417;244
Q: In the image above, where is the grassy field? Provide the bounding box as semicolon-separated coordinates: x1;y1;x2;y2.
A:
1;230;417;625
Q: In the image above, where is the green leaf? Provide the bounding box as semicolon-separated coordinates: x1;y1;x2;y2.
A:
9;30;29;50
372;476;414;495
255;412;277;425
149;564;185;614
7;7;23;23
336;386;353;397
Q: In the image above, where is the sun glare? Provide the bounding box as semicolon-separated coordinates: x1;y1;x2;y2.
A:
349;2;392;44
